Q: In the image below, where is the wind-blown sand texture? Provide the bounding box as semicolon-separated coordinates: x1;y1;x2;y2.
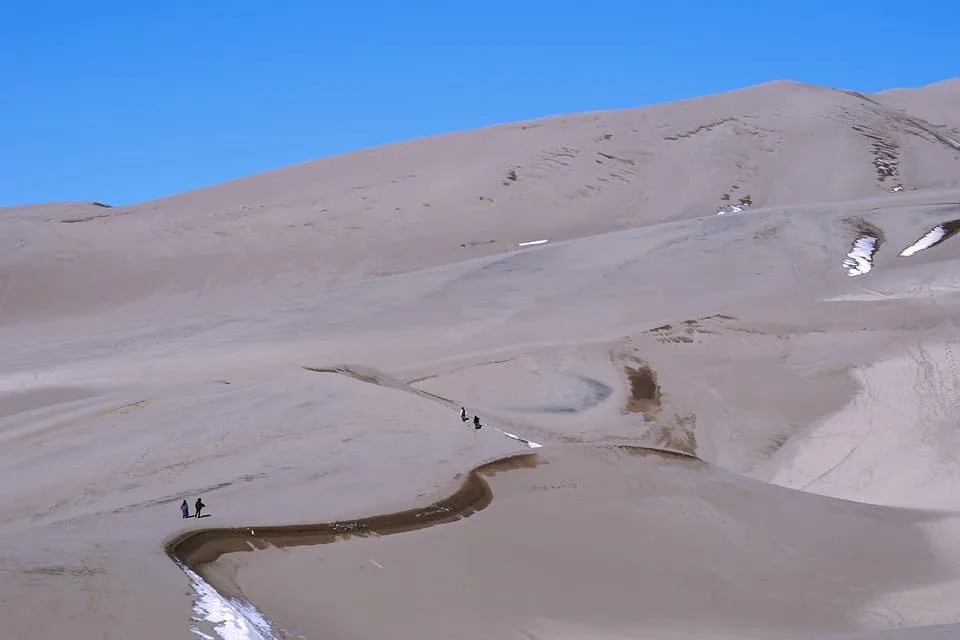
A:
3;78;960;639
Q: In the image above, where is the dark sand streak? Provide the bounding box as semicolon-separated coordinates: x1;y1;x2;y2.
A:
165;445;698;571
302;365;457;406
165;451;543;569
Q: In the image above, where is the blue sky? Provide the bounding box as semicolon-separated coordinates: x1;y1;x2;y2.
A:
1;1;957;206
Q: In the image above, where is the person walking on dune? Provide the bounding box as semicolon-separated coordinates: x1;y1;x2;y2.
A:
195;497;205;518
460;406;468;422
181;499;190;519
473;415;482;430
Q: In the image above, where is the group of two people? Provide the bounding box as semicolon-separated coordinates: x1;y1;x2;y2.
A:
181;497;205;519
176;409;480;523
460;406;482;430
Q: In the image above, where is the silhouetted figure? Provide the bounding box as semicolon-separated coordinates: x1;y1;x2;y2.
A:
181;500;190;519
195;497;205;518
473;415;482;430
460;406;468;422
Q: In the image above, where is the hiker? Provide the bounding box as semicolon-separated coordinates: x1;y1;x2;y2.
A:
181;499;190;519
460;406;468;422
195;497;205;518
473;415;482;430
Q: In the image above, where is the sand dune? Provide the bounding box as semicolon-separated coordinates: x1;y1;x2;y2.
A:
206;445;960;640
3;78;960;639
3;79;960;325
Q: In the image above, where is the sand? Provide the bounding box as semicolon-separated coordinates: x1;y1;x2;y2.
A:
212;446;960;640
2;77;960;639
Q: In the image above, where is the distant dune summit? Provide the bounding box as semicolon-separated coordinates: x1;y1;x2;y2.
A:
1;78;959;323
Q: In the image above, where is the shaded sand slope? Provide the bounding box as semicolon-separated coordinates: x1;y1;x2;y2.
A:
2;80;960;324
207;446;960;640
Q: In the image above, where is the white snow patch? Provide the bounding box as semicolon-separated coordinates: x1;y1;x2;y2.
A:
494;427;544;448
517;239;549;247
716;204;744;216
900;226;948;257
843;235;879;276
183;563;282;640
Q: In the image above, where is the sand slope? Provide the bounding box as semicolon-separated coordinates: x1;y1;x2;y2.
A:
2;80;960;324
2;78;960;639
219;445;960;640
876;79;960;131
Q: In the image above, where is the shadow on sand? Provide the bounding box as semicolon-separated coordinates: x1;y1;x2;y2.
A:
165;451;544;568
165;445;696;569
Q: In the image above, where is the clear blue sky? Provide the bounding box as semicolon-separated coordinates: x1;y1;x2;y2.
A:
2;0;957;206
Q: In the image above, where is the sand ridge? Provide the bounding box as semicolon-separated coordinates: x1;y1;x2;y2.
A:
165;450;542;570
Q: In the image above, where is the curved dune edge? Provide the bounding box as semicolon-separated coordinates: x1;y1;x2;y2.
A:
165;450;533;569
165;360;699;573
165;444;697;570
